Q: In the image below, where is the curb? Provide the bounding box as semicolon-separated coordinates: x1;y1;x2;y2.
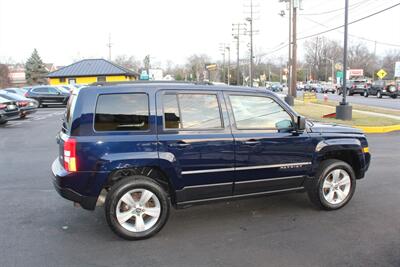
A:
355;124;400;133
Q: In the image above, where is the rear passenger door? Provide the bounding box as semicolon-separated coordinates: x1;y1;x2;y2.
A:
156;90;235;203
225;92;314;195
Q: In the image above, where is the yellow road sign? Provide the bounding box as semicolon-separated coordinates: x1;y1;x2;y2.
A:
377;69;387;79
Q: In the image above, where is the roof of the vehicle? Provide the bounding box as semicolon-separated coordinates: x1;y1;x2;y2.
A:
84;82;272;94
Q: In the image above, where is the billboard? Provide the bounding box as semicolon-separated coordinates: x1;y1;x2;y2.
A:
395;62;400;77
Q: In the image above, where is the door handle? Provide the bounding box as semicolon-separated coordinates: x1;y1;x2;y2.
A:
243;139;260;145
168;142;190;148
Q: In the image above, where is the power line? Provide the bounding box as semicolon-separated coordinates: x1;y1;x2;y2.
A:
304;16;400;47
299;0;365;16
297;2;400;41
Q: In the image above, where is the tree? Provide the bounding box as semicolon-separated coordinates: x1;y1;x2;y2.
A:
347;43;375;77
185;54;210;82
114;55;141;71
304;37;343;81
380;50;400;79
0;64;11;88
25;49;48;85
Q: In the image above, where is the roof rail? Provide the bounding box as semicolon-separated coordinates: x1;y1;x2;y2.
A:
90;80;214;86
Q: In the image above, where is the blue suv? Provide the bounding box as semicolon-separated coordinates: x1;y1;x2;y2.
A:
52;82;371;240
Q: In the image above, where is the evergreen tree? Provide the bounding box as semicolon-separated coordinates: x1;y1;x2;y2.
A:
25;49;48;85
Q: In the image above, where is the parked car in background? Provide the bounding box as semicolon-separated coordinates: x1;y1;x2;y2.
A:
0;95;19;124
0;92;38;118
25;86;70;107
3;88;28;96
268;82;283;92
338;79;367;96
321;82;336;94
365;80;399;99
52;82;371;240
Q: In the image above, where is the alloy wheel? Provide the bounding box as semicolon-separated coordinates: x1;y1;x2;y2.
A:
116;189;161;233
322;169;351;205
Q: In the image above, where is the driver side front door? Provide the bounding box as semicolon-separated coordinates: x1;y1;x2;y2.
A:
224;93;314;195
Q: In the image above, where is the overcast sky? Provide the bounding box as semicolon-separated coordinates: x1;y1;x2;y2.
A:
0;0;399;67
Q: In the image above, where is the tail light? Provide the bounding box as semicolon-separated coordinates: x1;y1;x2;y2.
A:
64;138;77;172
0;104;6;110
17;101;28;107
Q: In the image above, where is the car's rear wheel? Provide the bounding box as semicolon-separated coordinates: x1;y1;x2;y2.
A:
307;159;356;210
391;95;397;99
105;176;170;240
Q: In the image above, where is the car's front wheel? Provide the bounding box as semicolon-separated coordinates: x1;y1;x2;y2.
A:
307;159;356;210
377;91;382;98
105;176;170;240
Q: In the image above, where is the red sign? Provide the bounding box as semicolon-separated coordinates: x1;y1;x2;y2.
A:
348;69;363;77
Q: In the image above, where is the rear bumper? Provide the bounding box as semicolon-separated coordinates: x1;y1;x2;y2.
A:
51;159;97;210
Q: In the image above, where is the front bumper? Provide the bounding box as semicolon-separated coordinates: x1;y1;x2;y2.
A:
51;159;97;210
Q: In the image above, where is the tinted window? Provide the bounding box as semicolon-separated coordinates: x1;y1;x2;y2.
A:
229;95;293;130
5;89;16;93
48;87;59;94
163;93;222;129
33;88;48;93
163;94;181;129
95;93;149;131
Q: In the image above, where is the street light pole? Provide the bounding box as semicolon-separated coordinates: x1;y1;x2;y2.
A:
336;0;352;120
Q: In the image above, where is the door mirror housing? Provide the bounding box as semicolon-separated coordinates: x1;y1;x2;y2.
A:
297;116;306;131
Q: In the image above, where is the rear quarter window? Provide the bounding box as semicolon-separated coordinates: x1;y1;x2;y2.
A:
94;93;149;131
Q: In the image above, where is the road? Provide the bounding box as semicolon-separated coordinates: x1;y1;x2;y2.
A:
296;90;400;110
0;108;399;267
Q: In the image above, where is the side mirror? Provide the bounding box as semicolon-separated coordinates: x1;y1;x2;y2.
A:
297;116;306;131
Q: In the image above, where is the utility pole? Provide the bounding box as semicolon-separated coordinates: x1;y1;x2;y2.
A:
232;23;246;86
290;3;297;99
226;46;231;85
336;0;352;120
219;43;226;83
244;0;259;87
246;16;254;87
288;0;292;96
280;0;294;105
107;33;112;61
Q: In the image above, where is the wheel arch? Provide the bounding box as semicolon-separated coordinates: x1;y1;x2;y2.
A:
314;139;365;179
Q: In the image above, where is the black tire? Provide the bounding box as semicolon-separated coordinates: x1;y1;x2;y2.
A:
0;120;7;125
391;95;397;99
377;91;382;98
307;159;356;210
364;91;368;97
105;176;170;240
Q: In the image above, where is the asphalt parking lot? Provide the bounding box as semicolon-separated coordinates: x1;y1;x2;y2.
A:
296;90;400;110
0;108;399;267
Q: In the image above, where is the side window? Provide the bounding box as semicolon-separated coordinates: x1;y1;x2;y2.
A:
97;76;106;82
163;93;222;129
48;87;59;94
229;95;293;130
94;93;149;131
33;87;48;93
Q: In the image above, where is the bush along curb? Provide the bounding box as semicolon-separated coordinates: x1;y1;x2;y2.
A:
355;124;400;133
